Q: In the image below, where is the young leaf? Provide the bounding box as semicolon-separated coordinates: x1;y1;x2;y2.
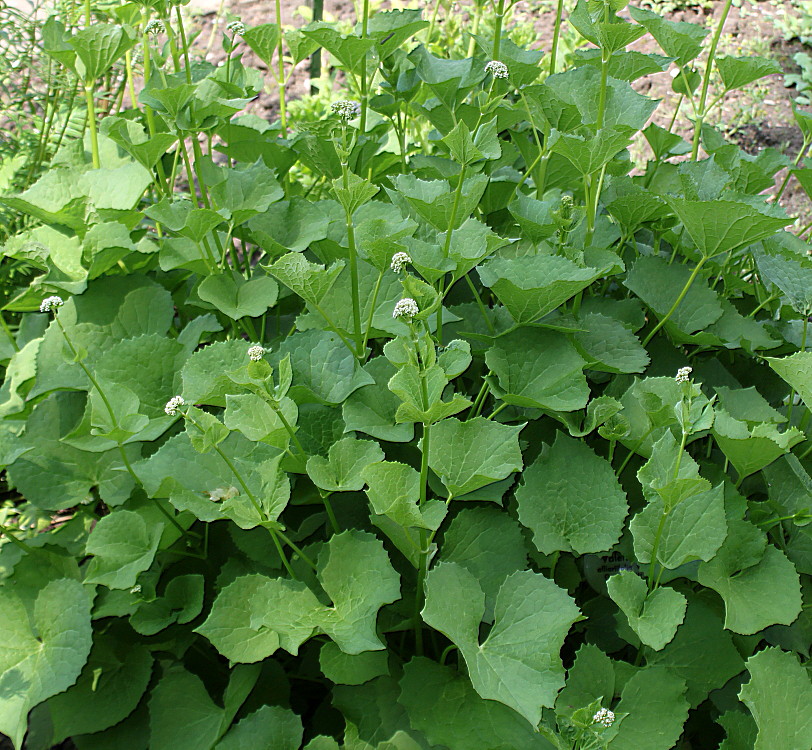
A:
306;437;385;493
428;417;524;498
607;571;686;650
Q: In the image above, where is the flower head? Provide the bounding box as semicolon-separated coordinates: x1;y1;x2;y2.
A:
330;99;361;121
226;20;245;36
164;395;186;416
675;366;693;384
390;252;412;273
144;19;164;35
247;344;265;361
40;296;64;313
592;708;615;728
393;297;419;320
485;60;509;79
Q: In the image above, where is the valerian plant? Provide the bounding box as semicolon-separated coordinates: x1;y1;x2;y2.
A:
0;0;811;748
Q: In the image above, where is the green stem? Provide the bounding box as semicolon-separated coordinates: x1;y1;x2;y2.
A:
361;270;385;356
344;213;364;358
690;0;734;160
549;0;565;76
0;313;19;352
492;0;505;60
359;0;370;133
464;274;495;333
275;528;317;569
0;524;35;554
775;138;811;203
175;6;194;84
275;0;288;135
787;315;809;425
467;1;484;58
323;495;341;534
84;84;100;169
642;256;707;346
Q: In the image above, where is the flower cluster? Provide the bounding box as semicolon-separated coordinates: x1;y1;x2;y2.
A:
485;60;509;79
144;19;164;35
226;20;245;36
247;344;265;361
164;395;186;416
330;100;361;121
592;708;615;728
393;298;419;320
390;252;411;273
40;296;64;313
675;366;693;383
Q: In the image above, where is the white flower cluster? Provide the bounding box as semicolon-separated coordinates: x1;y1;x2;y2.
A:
390;252;411;273
247;344;265;361
40;295;64;313
393;297;419;320
164;395;186;416
592;708;615;728
330;99;361;121
485;60;509;79
226;20;245;36
144;19;165;35
675;366;693;383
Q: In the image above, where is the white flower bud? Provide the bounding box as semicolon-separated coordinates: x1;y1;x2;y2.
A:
164;395;186;416
485;60;509;79
40;296;64;313
226;20;245;36
390;252;412;273
330;99;361;121
247;344;265;361
592;708;615;728
393;297;419;320
675;366;693;383
144;19;164;35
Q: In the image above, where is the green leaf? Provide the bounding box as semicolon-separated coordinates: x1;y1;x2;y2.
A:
362;460;432;529
573;313;649;374
181;339;248;407
608;667;689;750
607;571;686;650
46;638;152;744
666;197;790;258
398;658;551;749
422;564;581;725
388;174;489;231
241;23;281;68
198;271;279;320
225;393;298;450
306;437;385;492
627;5;708;66
209;159;284;226
716;55;782;92
478;254;611;325
216;705;303;750
249;199;334;255
130;574;205;636
698;544;802;635
342;357;414;443
738;647;812;750
69;24;136;81
757;235;812;314
318;530;401;654
428;417;524;498
319;641;389;686
516;432;627;555
267;253;345;308
0;579;93;749
767;351;812;412
84;509;164;589
624;255;723;335
301;23;376;75
646;597;744;708
486;329;589;412
551;127;635;175
631;484;727;569
440;507;529;621
332;174;380;216
556;643;615;716
273;330;374;404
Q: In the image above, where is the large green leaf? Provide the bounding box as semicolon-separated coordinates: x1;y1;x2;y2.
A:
0;579;93;749
516;432;627;555
486;329;589;412
306;437;384;492
738;647;812;750
422;563;580;725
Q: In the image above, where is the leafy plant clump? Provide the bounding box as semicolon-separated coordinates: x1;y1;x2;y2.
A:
1;1;812;749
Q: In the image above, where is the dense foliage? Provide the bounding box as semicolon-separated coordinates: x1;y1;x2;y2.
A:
1;0;811;748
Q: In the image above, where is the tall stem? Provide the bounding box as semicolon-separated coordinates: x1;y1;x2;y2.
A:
642;257;707;346
359;0;370;133
549;0;565;76
275;0;288;135
690;0;734;160
84;84;100;169
492;0;505;60
342;163;364;358
787;315;809;424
